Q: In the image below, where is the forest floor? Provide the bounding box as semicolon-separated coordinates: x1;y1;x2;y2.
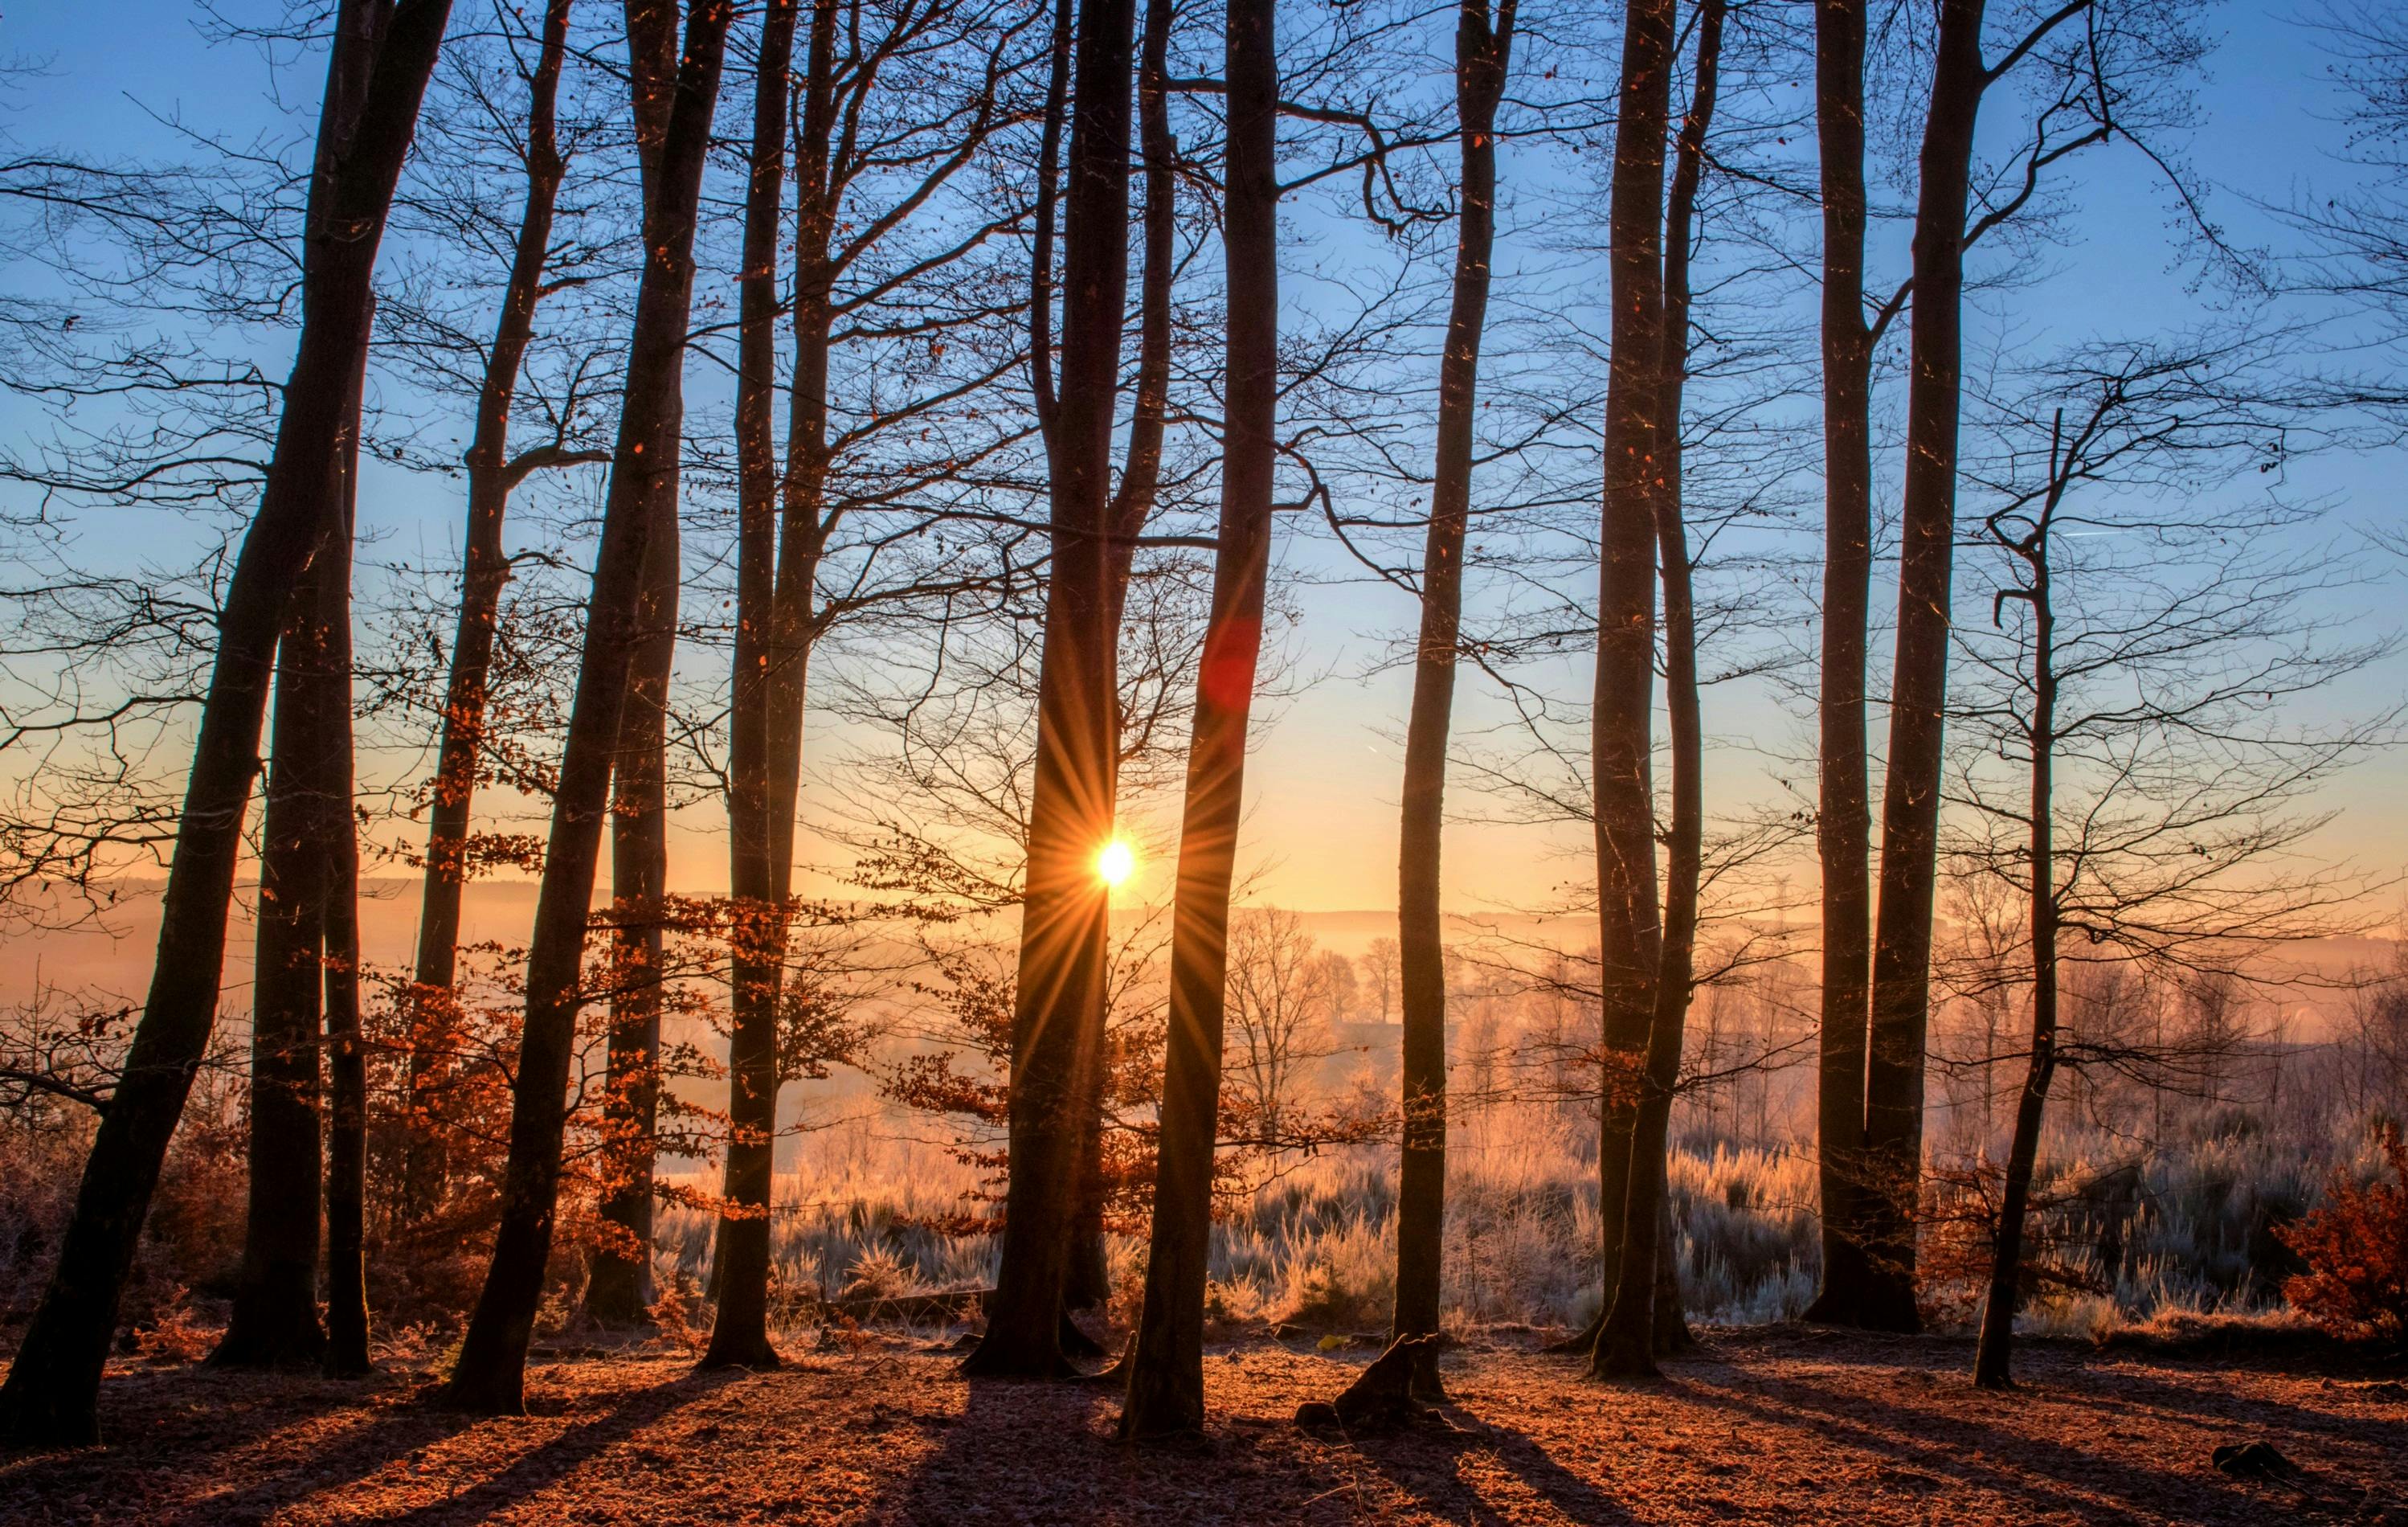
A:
2;1323;2403;1525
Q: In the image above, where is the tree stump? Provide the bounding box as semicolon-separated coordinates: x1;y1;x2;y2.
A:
1294;1333;1442;1434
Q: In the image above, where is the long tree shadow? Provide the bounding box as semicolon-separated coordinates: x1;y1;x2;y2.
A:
879;1373;1132;1524
359;1369;742;1525
1681;1367;2284;1522
1343;1408;1646;1525
2042;1361;2394;1445
1;1367;452;1521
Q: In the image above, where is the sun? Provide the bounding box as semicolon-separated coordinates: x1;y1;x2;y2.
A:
1096;837;1137;888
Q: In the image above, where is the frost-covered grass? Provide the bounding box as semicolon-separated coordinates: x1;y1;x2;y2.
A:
637;1103;2387;1340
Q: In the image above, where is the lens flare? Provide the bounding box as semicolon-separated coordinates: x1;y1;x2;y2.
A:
1096;837;1136;888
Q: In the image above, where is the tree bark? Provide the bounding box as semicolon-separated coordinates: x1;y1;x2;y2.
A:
587;0;690;1330
1860;0;1989;1335
1118;0;1277;1438
700;0;799;1370
322;347;373;1378
1975;453;2059;1391
966;0;1135;1380
213;502;341;1373
1595;0;1719;1378
404;0;576;1225
443;0;730;1416
1585;0;1673;1382
1805;0;1879;1329
1389;0;1515;1403
1065;0;1181;1324
0;0;450;1448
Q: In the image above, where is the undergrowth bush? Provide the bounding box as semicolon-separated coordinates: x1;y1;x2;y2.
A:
2279;1121;2408;1344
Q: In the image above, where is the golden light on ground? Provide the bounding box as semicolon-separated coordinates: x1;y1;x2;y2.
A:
1096;837;1136;888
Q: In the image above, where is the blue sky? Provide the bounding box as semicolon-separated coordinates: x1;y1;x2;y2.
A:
2;0;2399;919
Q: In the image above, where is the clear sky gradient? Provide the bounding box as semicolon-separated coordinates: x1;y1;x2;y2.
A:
2;1;2399;920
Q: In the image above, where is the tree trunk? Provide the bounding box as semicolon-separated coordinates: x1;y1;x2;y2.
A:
443;0;730;1416
213;506;342;1373
701;0;799;1370
1595;0;1719;1378
1118;0;1277;1439
588;537;673;1324
0;0;449;1448
586;0;690;1332
1805;0;1879;1330
1975;481;2058;1390
966;0;1135;1381
404;0;575;1226
1391;0;1515;1403
1065;0;1181;1324
1860;0;1989;1336
1585;0;1673;1382
322;349;373;1378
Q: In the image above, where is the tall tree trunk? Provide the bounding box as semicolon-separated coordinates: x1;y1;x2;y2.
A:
1860;0;1988;1335
322;346;373;1378
0;0;450;1449
1390;0;1515;1402
443;0;730;1416
585;0;687;1328
1065;0;1181;1326
213;513;342;1373
405;0;576;1226
701;0;799;1369
1805;0;1879;1328
1595;0;1719;1378
1584;0;1673;1382
1975;477;2058;1390
589;542;673;1321
1118;0;1277;1438
965;0;1135;1380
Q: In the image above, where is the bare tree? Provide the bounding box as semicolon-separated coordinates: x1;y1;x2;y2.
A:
1846;0;2212;1332
1584;0;1674;1382
701;0;799;1368
1220;909;1344;1144
443;0;731;1416
0;0;456;1448
399;0;611;1222
970;0;1135;1381
1944;334;2390;1386
1120;0;1282;1431
1385;0;1515;1402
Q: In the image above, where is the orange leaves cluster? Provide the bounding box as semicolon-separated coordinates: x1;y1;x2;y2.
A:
2279;1122;2408;1344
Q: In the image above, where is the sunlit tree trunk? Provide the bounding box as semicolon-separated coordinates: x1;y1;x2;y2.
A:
1065;0;1179;1330
967;0;1135;1380
1118;0;1277;1438
444;0;731;1416
1585;0;1674;1382
1805;0;1879;1328
1862;0;1989;1335
587;0;685;1327
1390;0;1515;1402
1596;0;1720;1377
0;0;450;1448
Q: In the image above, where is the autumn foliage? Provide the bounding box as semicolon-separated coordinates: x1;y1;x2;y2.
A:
2279;1122;2408;1345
